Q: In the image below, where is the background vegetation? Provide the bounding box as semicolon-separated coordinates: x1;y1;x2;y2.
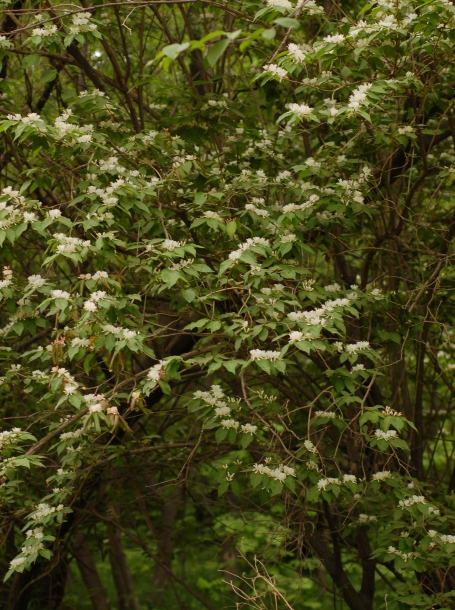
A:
1;0;455;608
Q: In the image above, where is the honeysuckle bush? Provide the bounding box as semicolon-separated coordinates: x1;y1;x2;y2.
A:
2;0;455;608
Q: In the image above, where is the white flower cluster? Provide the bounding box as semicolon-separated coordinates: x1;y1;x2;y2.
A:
102;325;138;340
358;514;377;523
0;267;13;290
286;103;314;117
7;112;42;125
374;429;398;441
387;546;418;562
314;410;337;419
53;233;91;254
253;462;296;481
250;349;281;361
263;63;287;80
282;194;319;214
193;385;257;435
31;502;65;519
245;203;269;217
147;362;164;382
317;474;358;490
287;43;306;62
345;341;370;353
317;477;340;490
348;83;372;112
0;427;22;445
398;495;426;508
52;367;79;396
31;24;58;37
79;271;109;283
162;239;184;251
304;439;318;454
288;297;351;326
324;33;345;44
267;0;293;7
83;290;108;313
59;428;84;441
68;12;98;34
372;470;391;481
229;237;270;261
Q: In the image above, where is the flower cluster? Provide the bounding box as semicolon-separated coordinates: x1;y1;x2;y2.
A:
253;462;296;481
374;429;398;441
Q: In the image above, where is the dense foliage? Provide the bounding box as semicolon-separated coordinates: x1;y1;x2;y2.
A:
2;0;455;608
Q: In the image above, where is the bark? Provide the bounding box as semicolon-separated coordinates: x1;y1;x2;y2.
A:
108;506;141;610
73;531;111;610
151;482;185;604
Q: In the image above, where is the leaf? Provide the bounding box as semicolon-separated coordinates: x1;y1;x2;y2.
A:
22;54;40;69
161;269;180;287
206;39;230;66
162;42;190;60
274;17;299;28
40;69;58;84
182;288;196;302
225;221;237;237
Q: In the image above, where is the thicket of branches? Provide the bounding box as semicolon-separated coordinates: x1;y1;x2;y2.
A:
1;0;455;609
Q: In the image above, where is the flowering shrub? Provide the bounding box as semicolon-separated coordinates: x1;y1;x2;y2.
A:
1;0;455;608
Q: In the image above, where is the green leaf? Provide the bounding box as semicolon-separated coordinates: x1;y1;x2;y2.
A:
206;39;230;66
225;221;237;237
162;42;190;60
274;17;299;28
40;68;58;84
182;288;196;302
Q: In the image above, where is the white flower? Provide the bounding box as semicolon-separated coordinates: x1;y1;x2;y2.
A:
374;429;398;441
107;406;119;415
249;349;281;361
359;514;378;523
345;341;370;353
122;330;137;340
314;410;336;419
10;556;27;568
287;103;314;117
352;364;365;371
267;0;293;7
214;405;231;418
287;43;306;62
47;209;62;219
324;34;345;43
348;83;372;111
269;468;286;482
229;250;242;261
77;134;92;143
343;474;357;484
83;300;97;312
147;363;163;381
281;233;297;243
221;419;239;429
162;239;182;251
64;384;78;395
51;290;70;300
282;465;296;477
304;439;318;454
399;495;426;508
263;63;287;80
241;423;257;435
28;275;46;288
23;212;36;223
372;471;391;481
89;403;103;414
289;331;303;343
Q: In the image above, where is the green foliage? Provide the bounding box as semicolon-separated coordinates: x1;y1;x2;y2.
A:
1;0;455;609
